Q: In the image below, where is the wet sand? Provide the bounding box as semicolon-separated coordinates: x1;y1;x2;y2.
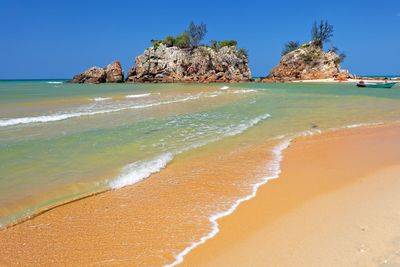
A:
0;133;278;266
183;124;400;266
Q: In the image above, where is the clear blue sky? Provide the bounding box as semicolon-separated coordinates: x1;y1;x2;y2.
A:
1;0;399;79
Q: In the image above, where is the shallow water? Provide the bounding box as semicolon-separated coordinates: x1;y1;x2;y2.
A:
1;80;400;233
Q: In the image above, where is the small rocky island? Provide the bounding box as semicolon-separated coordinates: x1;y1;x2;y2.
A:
71;61;124;83
71;22;251;84
267;21;353;82
126;43;250;83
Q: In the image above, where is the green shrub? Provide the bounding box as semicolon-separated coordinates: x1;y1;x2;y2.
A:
282;41;300;56
163;36;176;47
151;39;163;49
174;33;190;48
238;48;248;58
209;40;238;50
301;51;320;63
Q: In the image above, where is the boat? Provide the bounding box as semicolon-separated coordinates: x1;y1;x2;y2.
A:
357;81;397;88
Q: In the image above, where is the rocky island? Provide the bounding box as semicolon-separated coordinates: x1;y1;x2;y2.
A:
126;43;250;83
267;21;353;82
71;22;251;84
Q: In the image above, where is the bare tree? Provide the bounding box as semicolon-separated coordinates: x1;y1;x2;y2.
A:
186;21;207;47
311;20;334;48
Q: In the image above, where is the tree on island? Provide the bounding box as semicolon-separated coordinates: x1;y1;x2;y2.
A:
280;20;346;63
150;22;246;56
311;20;334;49
186;21;207;47
282;41;300;56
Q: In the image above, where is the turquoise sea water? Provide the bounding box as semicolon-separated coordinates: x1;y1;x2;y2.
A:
1;80;400;228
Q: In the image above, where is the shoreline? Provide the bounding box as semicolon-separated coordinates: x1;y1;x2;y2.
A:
0;122;397;266
182;123;400;266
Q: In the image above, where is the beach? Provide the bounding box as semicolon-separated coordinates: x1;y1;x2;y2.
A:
183;123;400;266
1;81;400;266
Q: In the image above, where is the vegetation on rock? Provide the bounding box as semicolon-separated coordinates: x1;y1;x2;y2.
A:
150;22;245;52
311;20;334;49
282;41;300;56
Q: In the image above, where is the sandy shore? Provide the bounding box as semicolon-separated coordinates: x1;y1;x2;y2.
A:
182;124;400;266
293;78;400;84
1;123;400;266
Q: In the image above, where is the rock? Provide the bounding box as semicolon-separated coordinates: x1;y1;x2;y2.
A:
71;67;106;84
104;61;124;83
335;69;354;81
126;44;251;83
268;41;343;81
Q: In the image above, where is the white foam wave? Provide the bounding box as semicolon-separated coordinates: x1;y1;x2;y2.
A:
164;139;292;267
109;113;272;190
344;122;383;129
224;113;271;137
47;81;63;84
125;93;151;98
109;153;173;189
91;97;112;102
0;94;201;127
232;89;257;94
220;86;230;90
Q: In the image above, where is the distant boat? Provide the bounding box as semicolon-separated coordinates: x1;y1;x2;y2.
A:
356;82;397;88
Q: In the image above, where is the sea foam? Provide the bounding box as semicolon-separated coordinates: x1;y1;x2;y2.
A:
165;127;329;267
109;153;173;189
164;138;292;267
232;89;258;94
47;81;63;84
108;113;272;189
90;97;112;102
0;94;202;127
125;93;151;98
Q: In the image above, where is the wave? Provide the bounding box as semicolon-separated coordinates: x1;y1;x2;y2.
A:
220;86;229;90
90;97;112;102
0;94;202;127
47;81;63;84
109;153;173;189
232;89;258;94
344;122;383;129
125;93;151;98
108;113;271;190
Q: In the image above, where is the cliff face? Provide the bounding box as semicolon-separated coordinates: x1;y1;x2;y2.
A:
71;61;124;83
269;42;342;81
126;44;251;83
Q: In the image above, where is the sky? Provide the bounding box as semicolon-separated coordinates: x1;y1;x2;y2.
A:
1;0;399;79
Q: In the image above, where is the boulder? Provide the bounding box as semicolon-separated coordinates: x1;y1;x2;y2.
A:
126;44;251;83
104;61;124;83
71;67;106;84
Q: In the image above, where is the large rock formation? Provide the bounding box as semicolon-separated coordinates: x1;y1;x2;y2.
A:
126;44;251;83
104;61;124;83
71;61;124;83
71;67;106;84
268;42;343;81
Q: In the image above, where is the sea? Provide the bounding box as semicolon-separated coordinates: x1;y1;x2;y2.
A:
1;80;400;265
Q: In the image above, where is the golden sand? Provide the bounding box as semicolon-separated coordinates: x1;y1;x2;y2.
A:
182;124;400;266
1;124;400;266
0;136;277;266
